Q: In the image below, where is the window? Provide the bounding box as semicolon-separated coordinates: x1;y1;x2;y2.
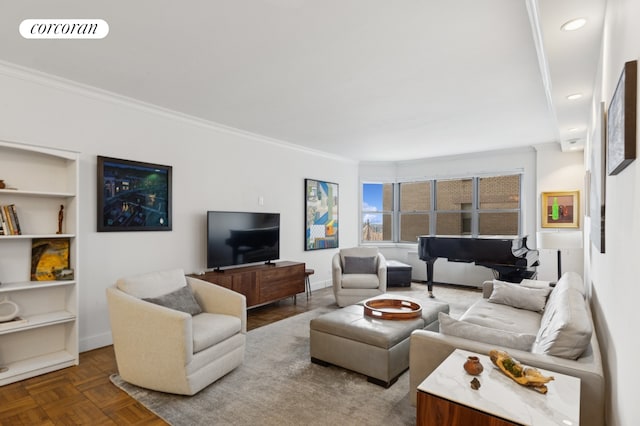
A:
399;181;431;242
435;178;473;235
361;173;521;243
361;183;393;242
477;175;520;235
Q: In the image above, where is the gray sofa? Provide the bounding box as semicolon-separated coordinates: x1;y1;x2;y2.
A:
409;272;604;426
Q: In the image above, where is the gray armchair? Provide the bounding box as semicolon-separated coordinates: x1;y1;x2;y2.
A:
332;247;387;307
106;268;246;395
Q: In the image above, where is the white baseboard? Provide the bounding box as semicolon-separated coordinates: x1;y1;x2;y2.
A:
80;331;113;353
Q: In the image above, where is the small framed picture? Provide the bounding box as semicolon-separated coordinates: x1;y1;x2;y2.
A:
541;191;580;228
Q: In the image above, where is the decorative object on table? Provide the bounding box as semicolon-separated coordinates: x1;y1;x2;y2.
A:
57;204;64;234
304;178;338;250
97;156;172;232
607;60;637;176
0;367;7;373
0;296;20;322
30;238;70;281
363;298;422;320
489;349;554;394
0;179;5;189
541;191;579;228
470;377;481;390
463;355;484;375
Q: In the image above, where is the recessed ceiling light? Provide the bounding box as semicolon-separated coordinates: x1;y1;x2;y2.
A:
561;18;587;31
568;127;579;132
567;93;583;100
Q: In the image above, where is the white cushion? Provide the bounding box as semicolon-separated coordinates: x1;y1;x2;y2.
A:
460;299;542;335
192;313;242;353
341;273;381;289
117;268;187;299
555;271;586;297
488;280;551;313
439;312;536;352
533;285;592;359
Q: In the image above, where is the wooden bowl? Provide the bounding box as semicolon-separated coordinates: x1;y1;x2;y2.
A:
363;298;422;320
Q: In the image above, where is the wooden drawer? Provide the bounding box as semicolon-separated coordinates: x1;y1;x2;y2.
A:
258;264;305;303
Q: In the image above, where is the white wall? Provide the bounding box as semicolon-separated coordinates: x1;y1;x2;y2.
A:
0;64;359;351
534;143;585;282
586;0;640;424
359;147;538;287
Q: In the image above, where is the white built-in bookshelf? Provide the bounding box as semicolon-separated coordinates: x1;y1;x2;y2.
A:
0;140;79;386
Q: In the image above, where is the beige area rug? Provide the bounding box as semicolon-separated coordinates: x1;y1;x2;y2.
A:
110;283;481;426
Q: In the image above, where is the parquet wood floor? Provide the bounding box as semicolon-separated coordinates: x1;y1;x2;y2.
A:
0;287;334;426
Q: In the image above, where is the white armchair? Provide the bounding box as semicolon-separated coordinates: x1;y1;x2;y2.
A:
332;247;387;307
106;268;246;395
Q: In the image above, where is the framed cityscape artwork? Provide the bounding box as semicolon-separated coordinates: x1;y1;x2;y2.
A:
97;156;172;232
305;178;339;250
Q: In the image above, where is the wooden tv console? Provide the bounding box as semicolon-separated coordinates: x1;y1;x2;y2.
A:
192;261;305;308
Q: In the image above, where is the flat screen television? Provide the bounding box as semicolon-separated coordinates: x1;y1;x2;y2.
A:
207;211;280;269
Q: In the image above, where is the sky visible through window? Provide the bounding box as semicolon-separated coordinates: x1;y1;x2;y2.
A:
362;183;383;224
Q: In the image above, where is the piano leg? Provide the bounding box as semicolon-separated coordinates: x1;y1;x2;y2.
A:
425;259;435;298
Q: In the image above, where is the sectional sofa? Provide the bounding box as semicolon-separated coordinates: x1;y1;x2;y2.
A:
409;272;604;426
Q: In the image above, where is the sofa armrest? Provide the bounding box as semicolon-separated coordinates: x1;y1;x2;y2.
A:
106;287;193;372
187;276;247;333
376;253;387;291
332;253;343;289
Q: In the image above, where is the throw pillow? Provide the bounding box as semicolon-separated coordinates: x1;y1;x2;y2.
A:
143;285;203;315
488;280;551;313
439;312;536;352
343;256;377;274
533;287;592;359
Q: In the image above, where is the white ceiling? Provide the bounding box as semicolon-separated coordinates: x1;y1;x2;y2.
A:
0;0;605;162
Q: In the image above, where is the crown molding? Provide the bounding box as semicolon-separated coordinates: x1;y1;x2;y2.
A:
0;60;356;164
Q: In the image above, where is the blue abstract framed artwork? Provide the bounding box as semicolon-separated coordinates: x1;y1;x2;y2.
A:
305;179;339;250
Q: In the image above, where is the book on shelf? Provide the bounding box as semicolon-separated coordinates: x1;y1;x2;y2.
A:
0;204;22;235
10;204;21;234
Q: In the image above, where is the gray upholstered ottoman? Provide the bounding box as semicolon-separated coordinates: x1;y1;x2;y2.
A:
309;298;449;387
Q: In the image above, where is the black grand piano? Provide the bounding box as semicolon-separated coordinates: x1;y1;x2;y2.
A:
417;235;539;297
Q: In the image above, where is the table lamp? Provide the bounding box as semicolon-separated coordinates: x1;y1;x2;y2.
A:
536;231;583;281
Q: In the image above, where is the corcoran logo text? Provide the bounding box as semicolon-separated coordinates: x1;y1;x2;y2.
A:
20;19;109;39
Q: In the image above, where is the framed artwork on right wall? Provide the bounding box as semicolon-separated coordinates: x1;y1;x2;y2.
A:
607;60;637;175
